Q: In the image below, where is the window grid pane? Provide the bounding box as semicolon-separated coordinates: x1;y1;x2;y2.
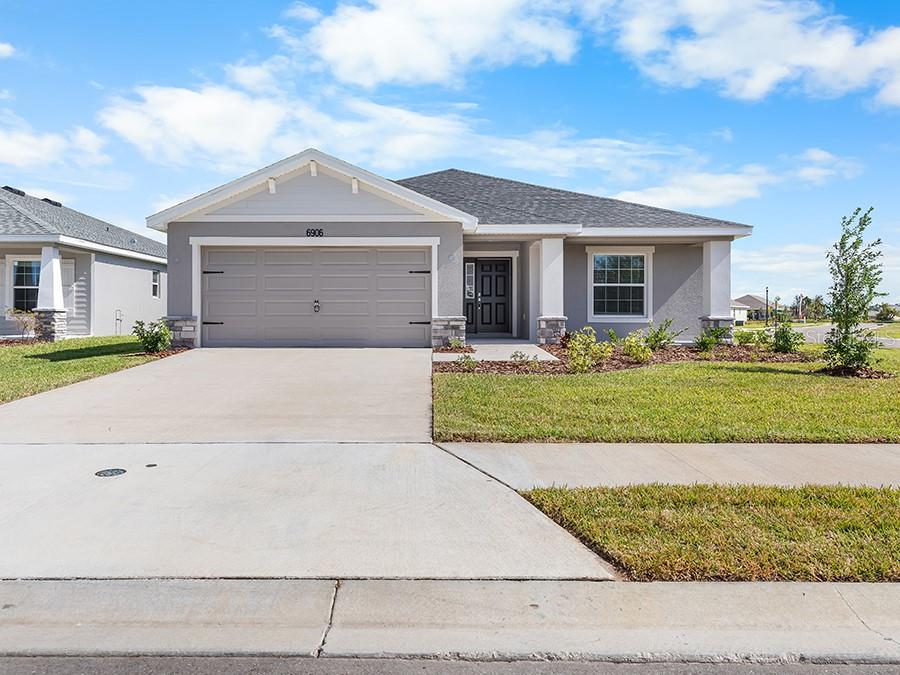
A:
592;253;646;316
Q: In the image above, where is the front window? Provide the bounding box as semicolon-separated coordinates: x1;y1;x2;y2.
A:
12;260;40;311
151;270;160;298
592;253;647;317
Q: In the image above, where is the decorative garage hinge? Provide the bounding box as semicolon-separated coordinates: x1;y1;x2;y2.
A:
202;270;224;275
408;270;431;274
409;321;431;325
202;321;224;325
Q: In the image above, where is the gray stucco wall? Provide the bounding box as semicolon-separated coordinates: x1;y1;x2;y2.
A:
166;221;464;318
92;253;167;336
564;242;704;340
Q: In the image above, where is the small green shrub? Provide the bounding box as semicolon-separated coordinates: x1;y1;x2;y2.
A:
771;322;805;353
645;319;685;351
622;330;653;363
733;330;757;346
132;319;171;353
567;326;613;373
606;329;622;345
509;350;529;363
456;354;477;371
448;336;465;350
694;326;730;352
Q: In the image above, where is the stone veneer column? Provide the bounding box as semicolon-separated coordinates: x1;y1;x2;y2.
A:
166;315;198;348
431;316;466;348
537;316;566;345
34;309;67;341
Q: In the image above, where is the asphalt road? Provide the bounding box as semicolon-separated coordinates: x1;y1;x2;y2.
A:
1;658;897;675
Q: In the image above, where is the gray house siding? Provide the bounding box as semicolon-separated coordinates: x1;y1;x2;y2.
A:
165;220;464;319
91;253;167;336
564;242;704;340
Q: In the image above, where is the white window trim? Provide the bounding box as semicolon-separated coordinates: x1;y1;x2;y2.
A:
463;249;519;338
586;246;655;323
187;236;440;348
5;254;40;312
151;270;161;299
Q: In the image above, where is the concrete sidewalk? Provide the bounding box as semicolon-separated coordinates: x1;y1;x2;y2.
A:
2;579;898;663
441;443;900;489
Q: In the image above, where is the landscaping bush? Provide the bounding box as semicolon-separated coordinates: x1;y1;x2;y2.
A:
771;322;805;353
132;319;172;353
733;330;757;346
5;308;38;338
448;336;465;350
455;353;477;371
606;328;623;345
622;330;653;363
875;303;897;322
694;326;730;352
644;318;685;351
567;326;613;373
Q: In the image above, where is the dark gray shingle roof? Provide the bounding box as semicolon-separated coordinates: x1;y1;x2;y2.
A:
0;186;167;259
396;168;750;229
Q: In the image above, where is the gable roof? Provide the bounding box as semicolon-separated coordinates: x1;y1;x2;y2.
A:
397;168;752;232
147;148;478;232
0;186;167;260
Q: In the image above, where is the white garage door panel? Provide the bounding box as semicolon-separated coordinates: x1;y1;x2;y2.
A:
202;246;431;347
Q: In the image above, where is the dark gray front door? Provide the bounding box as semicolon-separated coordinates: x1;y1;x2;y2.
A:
464;257;511;334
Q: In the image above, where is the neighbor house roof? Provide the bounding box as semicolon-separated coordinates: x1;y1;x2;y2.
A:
731;300;752;309
734;294;772;310
1;186;167;260
396;168;752;231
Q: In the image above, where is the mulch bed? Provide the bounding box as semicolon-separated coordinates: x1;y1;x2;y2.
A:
0;338;45;347
128;348;190;359
433;344;813;375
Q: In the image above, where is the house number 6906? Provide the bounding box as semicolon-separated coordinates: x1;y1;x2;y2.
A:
306;228;324;237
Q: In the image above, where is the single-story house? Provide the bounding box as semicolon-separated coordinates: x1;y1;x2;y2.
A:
734;294;772;321
0;185;167;340
731;300;750;326
148;149;751;348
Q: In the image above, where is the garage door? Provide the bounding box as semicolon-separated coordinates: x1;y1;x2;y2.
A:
201;247;431;347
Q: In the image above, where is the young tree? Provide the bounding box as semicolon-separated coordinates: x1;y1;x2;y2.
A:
824;207;884;371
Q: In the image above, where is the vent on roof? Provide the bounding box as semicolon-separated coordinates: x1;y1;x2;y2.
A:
41;197;62;207
2;185;26;197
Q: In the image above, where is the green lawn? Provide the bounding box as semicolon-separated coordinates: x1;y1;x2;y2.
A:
0;336;157;404
873;322;900;338
524;484;900;581
433;348;900;443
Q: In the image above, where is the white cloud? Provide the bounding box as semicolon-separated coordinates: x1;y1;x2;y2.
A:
0;42;14;59
588;0;900;106
284;2;322;22
0;112;110;169
0;89;12;101
790;147;862;185
282;0;579;88
613;165;776;209
16;186;73;204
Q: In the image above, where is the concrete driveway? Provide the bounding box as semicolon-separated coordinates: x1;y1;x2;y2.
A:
0;348;432;443
0;442;614;580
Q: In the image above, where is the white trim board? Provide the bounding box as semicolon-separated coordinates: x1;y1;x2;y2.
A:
577;226;751;239
586;245;655;324
0;234;167;264
464;249;519;338
187;235;441;348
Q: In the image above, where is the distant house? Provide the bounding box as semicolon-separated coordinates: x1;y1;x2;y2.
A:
734;294;772;321
1;185;167;341
731;300;750;326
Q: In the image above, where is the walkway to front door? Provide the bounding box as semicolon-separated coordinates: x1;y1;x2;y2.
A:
464;257;512;335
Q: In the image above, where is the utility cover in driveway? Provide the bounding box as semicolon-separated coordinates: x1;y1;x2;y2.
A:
0;348;432;443
202;247;431;347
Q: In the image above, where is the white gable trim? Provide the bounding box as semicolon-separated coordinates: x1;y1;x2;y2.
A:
147;148;478;232
0;234;167;264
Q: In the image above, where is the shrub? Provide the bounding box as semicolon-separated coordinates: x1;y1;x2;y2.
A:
733;330;757;346
771;322;805;353
623;330;653;363
455;354;477;371
448;336;465;350
509;350;528;363
694;326;729;352
875;303;897;322
606;329;622;345
566;326;613;373
5;308;38;338
644;318;685;351
132;319;172;353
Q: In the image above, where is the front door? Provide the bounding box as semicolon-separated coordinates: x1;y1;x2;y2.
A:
464;257;511;334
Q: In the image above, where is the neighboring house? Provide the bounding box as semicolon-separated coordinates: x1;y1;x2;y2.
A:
0;186;168;340
731;300;750;326
148;149;751;348
734;294;772;321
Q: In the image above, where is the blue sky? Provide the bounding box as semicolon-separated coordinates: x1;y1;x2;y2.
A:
1;0;898;302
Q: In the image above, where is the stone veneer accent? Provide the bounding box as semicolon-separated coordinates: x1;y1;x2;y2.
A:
166;315;198;348
33;309;67;342
431;316;467;348
537;316;567;345
700;315;735;343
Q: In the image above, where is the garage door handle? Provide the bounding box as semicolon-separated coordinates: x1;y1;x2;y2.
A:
202;270;224;275
202;321;224;325
408;270;430;274
409;321;431;325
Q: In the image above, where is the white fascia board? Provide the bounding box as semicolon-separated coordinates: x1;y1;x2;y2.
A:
0;234;167;264
471;223;583;236
146;148;478;232
576;226;752;239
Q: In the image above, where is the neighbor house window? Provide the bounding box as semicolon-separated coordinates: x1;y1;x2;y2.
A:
588;247;654;320
12;260;40;311
151;270;160;298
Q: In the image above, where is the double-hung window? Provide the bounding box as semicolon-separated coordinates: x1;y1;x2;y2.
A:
151;270;161;298
12;260;41;311
588;247;654;321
